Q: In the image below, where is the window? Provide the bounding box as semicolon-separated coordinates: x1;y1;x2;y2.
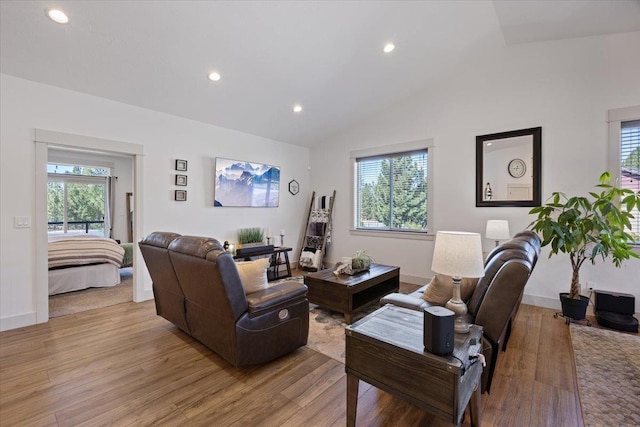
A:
47;163;109;236
608;106;640;243
352;140;432;234
621;120;640;240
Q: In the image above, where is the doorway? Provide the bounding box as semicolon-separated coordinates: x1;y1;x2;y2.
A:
34;129;145;323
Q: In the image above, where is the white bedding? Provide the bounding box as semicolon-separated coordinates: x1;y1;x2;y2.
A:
48;235;124;295
48;263;121;295
48;236;124;269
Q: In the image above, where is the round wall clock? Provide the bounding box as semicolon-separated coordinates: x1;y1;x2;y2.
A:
508;158;526;178
288;179;299;195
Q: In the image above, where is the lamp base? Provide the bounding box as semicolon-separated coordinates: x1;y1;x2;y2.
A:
445;278;471;334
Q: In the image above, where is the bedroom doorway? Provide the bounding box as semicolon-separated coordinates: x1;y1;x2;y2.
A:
34;129;145;323
46;154;134;317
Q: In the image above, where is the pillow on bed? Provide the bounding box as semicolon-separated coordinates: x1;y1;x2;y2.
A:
235;258;270;294
421;274;478;305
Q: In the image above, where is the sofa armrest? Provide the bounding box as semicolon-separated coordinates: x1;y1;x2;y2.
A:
380;293;432;311
246;281;308;317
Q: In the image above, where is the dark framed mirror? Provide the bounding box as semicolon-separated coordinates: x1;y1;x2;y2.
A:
476;127;541;207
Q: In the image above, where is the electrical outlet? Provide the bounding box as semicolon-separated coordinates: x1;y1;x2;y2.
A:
586;281;596;292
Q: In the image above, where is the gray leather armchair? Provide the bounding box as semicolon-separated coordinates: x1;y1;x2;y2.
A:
380;231;541;393
139;232;309;367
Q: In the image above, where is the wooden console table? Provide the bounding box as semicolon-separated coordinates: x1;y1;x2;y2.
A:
233;246;292;281
345;305;483;426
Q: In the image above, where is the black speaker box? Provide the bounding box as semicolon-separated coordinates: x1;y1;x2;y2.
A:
594;290;635;315
423;306;454;356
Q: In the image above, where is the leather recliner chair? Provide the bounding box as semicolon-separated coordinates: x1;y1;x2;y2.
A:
380;231;541;393
139;232;309;367
138;231;189;333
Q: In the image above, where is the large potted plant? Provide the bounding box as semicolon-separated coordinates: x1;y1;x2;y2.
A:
528;172;640;321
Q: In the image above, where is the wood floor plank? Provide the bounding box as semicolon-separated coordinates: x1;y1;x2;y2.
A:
280;357;344;407
0;301;593;427
0;365;147;425
280;376;348;427
528;380;580;427
535;313;576;393
54;354;220;426
180;348;328;422
106;405;190;427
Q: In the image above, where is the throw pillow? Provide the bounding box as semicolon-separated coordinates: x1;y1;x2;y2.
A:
235;258;270;294
421;274;479;305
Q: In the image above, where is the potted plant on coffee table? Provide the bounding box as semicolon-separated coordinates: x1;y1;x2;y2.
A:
351;250;374;272
528;172;640;323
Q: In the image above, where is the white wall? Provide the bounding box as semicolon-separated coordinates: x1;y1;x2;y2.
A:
311;31;640;312
0;74;310;331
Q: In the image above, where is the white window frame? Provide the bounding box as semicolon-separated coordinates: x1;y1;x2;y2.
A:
47;173;109;236
607;105;640;244
350;138;435;239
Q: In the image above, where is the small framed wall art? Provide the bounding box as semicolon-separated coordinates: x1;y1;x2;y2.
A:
175;174;187;186
175;190;187;201
288;179;299;195
175;159;188;171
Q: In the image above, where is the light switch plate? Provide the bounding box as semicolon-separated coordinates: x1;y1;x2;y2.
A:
14;216;31;228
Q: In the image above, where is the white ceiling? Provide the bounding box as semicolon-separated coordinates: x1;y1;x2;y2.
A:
2;1;639;147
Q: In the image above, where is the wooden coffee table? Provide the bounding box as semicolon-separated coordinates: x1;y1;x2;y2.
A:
303;263;399;323
346;305;483;426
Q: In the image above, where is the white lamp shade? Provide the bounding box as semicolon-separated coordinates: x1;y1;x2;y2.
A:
485;220;510;241
431;231;485;278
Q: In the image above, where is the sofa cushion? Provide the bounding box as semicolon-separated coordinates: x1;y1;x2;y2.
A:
236;258;270;294
421;274;478;305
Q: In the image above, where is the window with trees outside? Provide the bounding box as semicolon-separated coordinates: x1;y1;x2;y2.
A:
608;106;640;244
355;149;428;232
47;163;110;236
621;120;640;242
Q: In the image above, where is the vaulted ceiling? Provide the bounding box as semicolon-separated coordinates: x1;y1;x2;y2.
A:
2;1;639;147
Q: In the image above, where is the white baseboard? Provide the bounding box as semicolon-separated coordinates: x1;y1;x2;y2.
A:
521;294;561;311
400;274;428;286
0;312;37;332
134;289;155;303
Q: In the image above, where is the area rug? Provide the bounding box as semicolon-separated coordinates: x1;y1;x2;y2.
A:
570;323;640;427
49;268;133;317
276;275;419;364
307;303;378;363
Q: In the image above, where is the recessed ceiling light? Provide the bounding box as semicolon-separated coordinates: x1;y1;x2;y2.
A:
486;142;492;146
293;105;303;113
46;8;69;24
207;71;221;82
383;43;395;53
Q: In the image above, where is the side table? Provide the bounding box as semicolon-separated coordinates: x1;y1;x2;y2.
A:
345;305;483;426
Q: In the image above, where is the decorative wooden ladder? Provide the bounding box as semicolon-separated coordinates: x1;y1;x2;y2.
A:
298;190;336;271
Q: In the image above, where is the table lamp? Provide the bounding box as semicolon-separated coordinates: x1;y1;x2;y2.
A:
431;231;485;333
485;220;510;247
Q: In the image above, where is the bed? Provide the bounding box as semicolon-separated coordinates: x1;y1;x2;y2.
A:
48;235;125;295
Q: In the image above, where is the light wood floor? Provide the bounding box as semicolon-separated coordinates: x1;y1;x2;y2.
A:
0;300;586;426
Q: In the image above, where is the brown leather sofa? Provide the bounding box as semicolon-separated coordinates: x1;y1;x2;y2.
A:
139;232;309;367
381;230;541;393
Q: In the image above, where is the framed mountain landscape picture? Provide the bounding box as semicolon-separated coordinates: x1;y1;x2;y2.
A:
214;157;280;207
